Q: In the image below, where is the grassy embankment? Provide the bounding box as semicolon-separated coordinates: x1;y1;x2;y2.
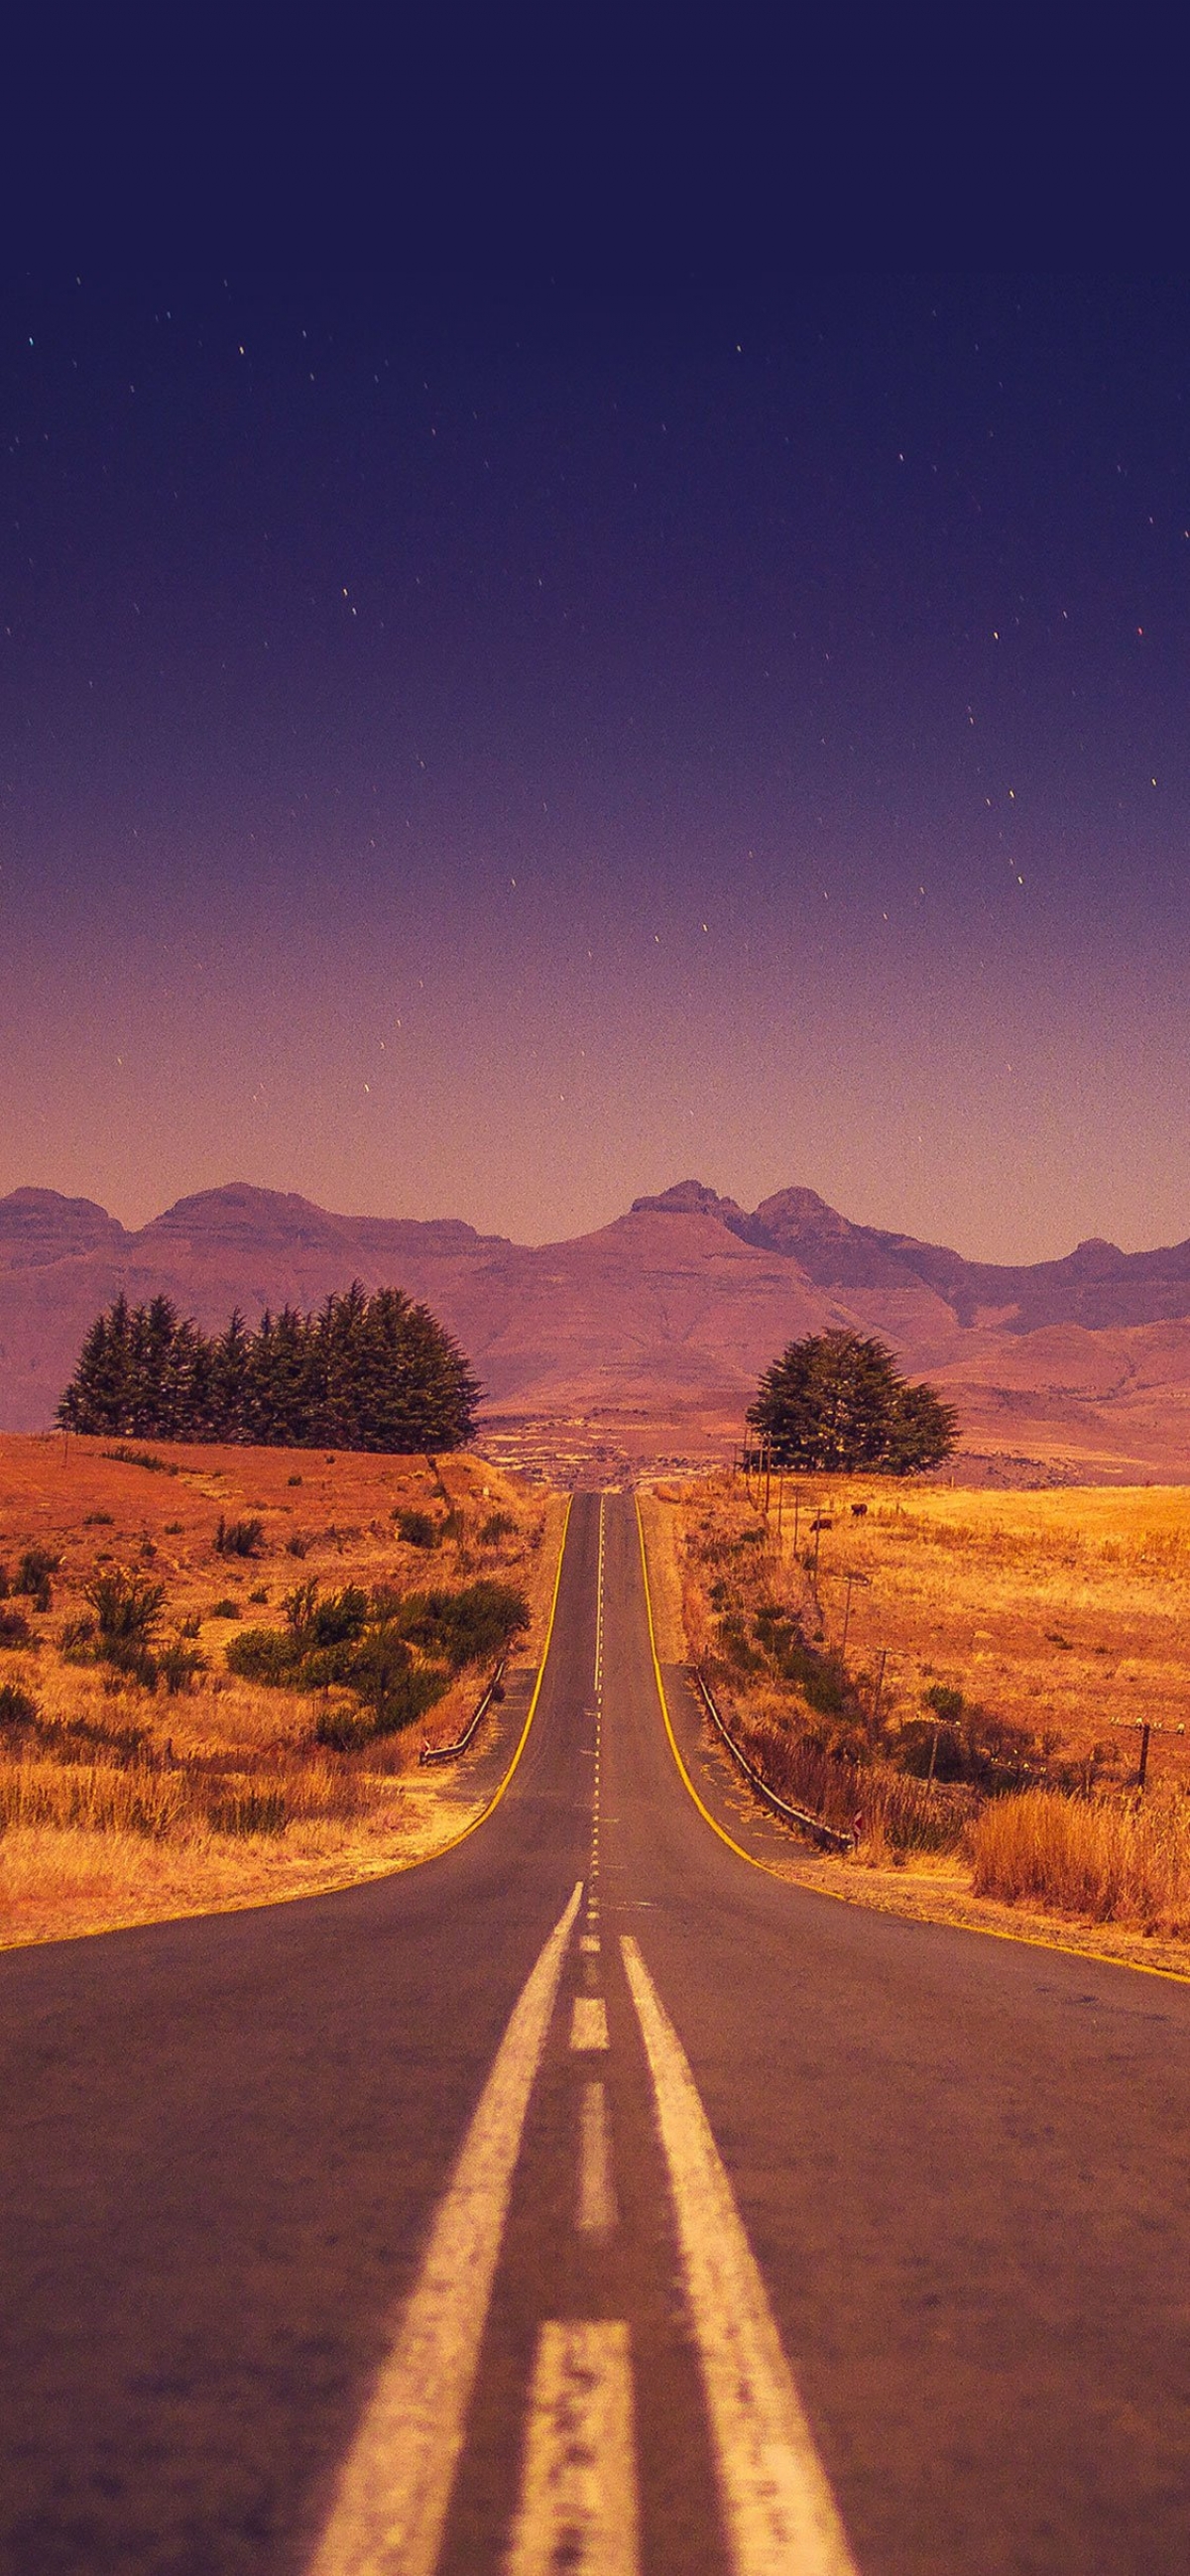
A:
648;1471;1190;1944
0;1434;564;1947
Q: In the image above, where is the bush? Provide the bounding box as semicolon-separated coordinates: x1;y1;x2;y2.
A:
159;1635;207;1696
14;1548;60;1610
0;1682;39;1733
225;1628;298;1684
893;1684;1040;1789
82;1569;167;1689
396;1580;530;1673
395;1508;438;1549
307;1585;368;1647
209;1597;242;1619
214;1515;265;1558
480;1510;518;1544
0;1607;33;1649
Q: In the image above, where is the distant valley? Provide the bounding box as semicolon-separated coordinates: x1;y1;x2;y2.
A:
4;1177;1190;1480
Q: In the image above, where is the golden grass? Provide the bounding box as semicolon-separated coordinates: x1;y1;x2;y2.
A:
650;1469;1190;1948
771;1476;1190;1791
971;1787;1190;1936
0;1435;563;1946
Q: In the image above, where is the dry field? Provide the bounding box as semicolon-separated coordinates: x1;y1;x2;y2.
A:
648;1470;1190;1945
0;1433;564;1948
799;1477;1190;1792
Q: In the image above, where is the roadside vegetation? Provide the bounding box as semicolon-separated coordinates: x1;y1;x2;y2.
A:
654;1468;1190;1939
0;1433;563;1945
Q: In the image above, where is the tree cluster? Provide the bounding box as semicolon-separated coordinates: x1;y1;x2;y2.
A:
748;1330;957;1474
57;1282;480;1454
225;1575;530;1748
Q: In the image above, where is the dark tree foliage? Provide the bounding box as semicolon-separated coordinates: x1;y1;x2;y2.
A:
58;1282;480;1454
748;1330;958;1474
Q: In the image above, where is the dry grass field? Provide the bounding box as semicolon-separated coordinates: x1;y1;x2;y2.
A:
0;1433;564;1947
649;1470;1190;1943
799;1478;1190;1791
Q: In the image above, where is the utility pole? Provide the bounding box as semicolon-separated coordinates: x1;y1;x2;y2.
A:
839;1569;871;1667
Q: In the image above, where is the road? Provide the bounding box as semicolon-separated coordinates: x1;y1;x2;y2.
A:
1;1490;1188;2573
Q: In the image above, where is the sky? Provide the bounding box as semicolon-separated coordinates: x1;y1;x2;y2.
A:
4;270;1190;1262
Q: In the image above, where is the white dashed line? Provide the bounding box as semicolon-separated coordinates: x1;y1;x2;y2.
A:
593;1495;606;1694
577;2078;618;2236
621;1937;859;2576
505;2320;640;2576
304;1883;582;2576
570;1996;610;2051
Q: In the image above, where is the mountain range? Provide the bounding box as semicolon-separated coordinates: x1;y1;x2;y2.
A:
5;1177;1190;1477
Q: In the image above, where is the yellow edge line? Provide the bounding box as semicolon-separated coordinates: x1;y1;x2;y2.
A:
634;1497;1190;1992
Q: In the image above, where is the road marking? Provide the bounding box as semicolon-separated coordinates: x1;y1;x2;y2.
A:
505;2320;639;2575
594;1494;606;1694
621;1938;859;2576
570;1995;609;2050
580;1932;601;1954
305;1883;582;2576
577;2078;618;2235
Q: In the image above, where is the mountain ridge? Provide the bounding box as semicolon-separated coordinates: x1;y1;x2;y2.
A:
4;1177;1190;1472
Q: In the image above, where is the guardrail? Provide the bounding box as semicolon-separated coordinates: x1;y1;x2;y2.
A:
692;1665;856;1851
419;1653;511;1765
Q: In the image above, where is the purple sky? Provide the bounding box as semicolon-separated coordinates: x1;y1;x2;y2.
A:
4;272;1189;1258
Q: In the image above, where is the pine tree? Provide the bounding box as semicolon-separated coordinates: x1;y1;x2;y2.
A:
748;1330;957;1474
58;1281;481;1453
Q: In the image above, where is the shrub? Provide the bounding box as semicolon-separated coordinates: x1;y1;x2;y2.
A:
214;1514;265;1558
0;1607;33;1649
396;1580;530;1673
313;1706;374;1752
286;1533;308;1557
209;1597;242;1619
225;1628;297;1684
83;1510;114;1528
893;1684;1040;1789
83;1569;167;1689
395;1508;438;1549
0;1682;39;1733
480;1510;518;1544
308;1585;368;1647
14;1548;60;1611
159;1635;207;1696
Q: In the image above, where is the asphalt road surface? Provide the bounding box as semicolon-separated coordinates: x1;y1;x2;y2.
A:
1;1491;1188;2574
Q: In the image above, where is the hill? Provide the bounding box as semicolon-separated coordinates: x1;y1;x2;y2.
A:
4;1177;1190;1477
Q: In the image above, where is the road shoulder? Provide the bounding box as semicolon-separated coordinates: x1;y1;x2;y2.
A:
639;1506;1190;1987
